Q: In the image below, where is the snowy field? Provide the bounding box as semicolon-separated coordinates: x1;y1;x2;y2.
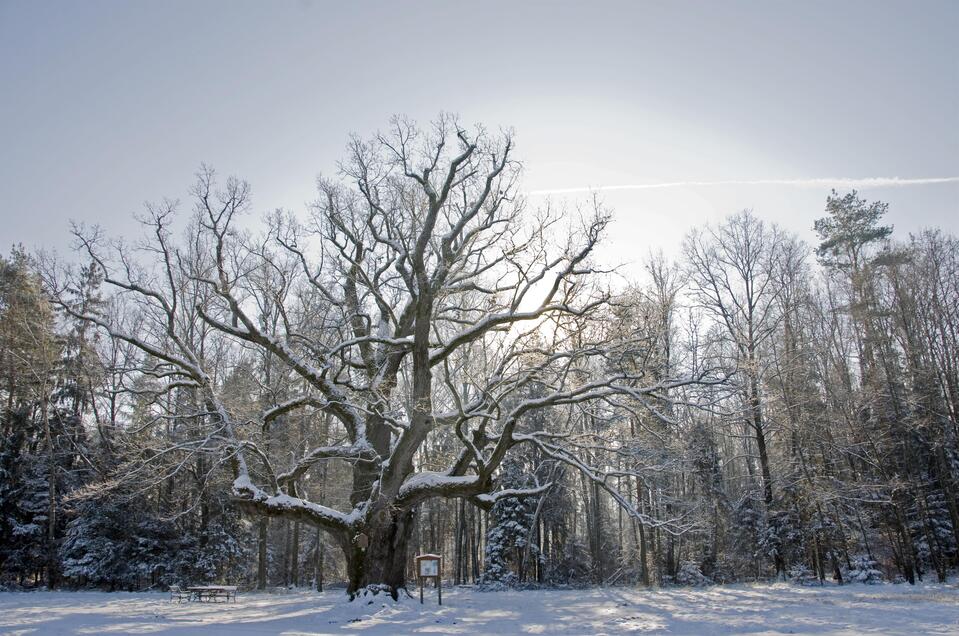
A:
1;583;958;635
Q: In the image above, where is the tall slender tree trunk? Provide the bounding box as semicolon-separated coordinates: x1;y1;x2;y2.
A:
281;522;291;586
42;399;58;588
256;519;268;590
291;521;300;587
313;527;324;592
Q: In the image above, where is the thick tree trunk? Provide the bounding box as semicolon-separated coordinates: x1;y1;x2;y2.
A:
343;505;416;599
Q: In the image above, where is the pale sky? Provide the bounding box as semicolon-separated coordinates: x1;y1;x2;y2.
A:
1;0;957;273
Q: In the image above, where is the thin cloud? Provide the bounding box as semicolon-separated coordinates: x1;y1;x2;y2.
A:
527;176;959;196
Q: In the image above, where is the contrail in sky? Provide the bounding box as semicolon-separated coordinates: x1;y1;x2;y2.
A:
527;176;959;196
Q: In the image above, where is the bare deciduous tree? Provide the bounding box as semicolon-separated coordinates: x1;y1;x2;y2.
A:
54;117;706;598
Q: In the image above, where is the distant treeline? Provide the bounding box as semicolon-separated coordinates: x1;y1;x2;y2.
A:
1;188;958;591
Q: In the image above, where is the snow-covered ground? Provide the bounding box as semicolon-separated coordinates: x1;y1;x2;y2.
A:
1;582;957;635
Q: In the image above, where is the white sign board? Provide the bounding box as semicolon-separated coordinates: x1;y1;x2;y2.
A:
418;559;438;577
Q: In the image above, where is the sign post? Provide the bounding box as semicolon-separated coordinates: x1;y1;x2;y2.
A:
414;554;442;605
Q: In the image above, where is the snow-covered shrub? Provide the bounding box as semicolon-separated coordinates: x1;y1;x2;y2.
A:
542;535;591;587
60;497;188;589
673;561;711;586
787;564;817;585
0;426;61;585
730;494;766;573
844;555;884;584
476;572;520;591
906;490;956;578
59;488;250;590
708;559;738;585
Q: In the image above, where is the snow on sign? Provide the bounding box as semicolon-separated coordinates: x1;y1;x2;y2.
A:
414;554;442;605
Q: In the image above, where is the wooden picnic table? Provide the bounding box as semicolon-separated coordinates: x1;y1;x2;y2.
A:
187;585;238;603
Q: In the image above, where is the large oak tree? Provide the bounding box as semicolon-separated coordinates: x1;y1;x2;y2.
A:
58;117;698;598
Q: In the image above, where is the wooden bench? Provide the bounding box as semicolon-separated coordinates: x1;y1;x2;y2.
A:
187;585;238;603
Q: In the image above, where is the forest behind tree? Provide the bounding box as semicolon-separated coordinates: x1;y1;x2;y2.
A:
2;120;958;595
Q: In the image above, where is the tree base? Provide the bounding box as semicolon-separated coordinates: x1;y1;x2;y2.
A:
349;583;412;603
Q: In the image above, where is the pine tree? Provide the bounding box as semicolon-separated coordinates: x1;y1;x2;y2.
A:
479;459;540;589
